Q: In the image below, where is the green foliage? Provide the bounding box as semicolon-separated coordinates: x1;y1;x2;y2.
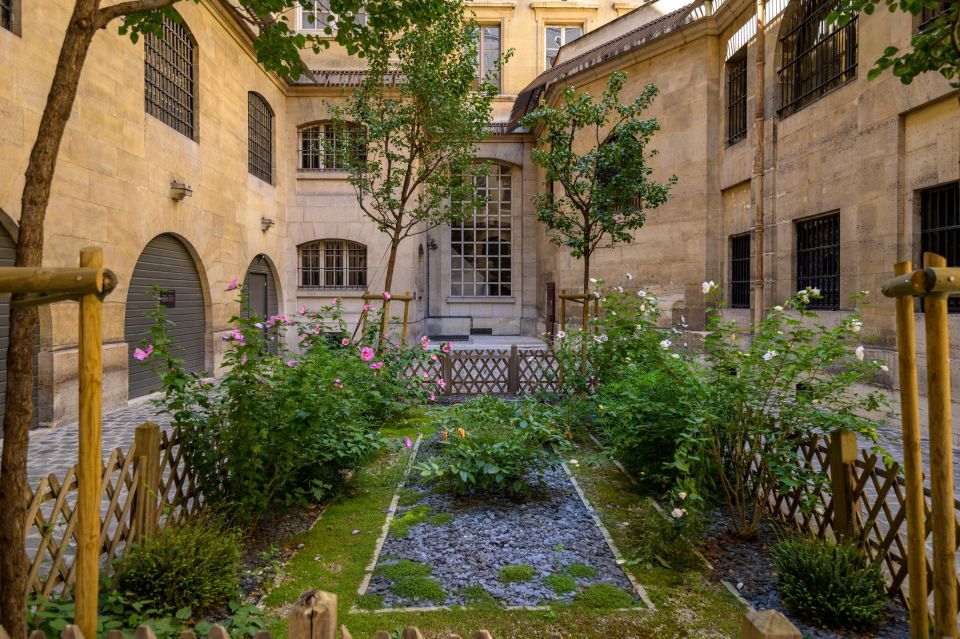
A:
426;512;454;525
564;563;598;579
498;564;537;584
396;488;423;507
141;288;437;518
544;574;576;594
458;585;498;608
414;397;572;497
376;560;434;580
831;0;959;86
389;577;446;603
389;505;432;539
355;594;385;611
627;506;702;571
113;516;241;618
519;72;675;287
574;584;635;609
773;536;887;631
329;0;510;289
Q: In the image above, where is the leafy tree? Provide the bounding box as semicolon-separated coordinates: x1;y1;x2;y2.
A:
330;0;508;335
0;1;443;635
519;72;676;330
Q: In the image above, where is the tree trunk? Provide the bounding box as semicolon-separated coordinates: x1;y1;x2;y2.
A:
379;237;400;347
751;0;766;328
581;251;591;332
0;3;100;635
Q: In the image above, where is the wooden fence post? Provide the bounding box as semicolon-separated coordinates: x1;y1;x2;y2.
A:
560;289;566;335
742;610;801;639
507;344;520;395
132;422;162;540
921;252;958;638
401;291;411;344
829;429;859;540
287;590;337;639
76;247;104;639
442;354;453;397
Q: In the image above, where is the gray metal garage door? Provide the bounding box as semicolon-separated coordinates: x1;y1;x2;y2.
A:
0;224;39;427
125;234;206;398
243;255;279;354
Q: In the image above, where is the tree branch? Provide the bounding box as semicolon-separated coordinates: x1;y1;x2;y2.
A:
96;0;180;28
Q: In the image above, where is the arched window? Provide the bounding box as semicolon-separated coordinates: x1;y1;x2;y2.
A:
145;14;197;139
298;240;367;289
248;92;274;183
778;0;857;116
450;163;513;298
298;122;365;171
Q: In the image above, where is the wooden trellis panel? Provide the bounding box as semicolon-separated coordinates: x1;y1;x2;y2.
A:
518;348;559;394
449;349;510;395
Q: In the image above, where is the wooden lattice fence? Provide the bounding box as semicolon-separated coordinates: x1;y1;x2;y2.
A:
403;346;560;396
769;430;960;613
20;424;200;598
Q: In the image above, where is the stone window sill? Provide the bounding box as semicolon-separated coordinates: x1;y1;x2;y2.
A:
446;296;516;304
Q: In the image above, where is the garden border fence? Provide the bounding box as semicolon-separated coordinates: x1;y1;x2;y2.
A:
404;345;560;396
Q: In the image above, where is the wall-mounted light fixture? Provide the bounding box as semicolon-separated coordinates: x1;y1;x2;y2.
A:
261;217;276;232
427;238;438;250
170;181;193;201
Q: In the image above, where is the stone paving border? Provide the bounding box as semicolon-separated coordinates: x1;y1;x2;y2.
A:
353;436;652;613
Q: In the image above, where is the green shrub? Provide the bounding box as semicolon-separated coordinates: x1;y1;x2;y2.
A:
376;560;433;580
544;574;576;594
499;564;536;584
426;512;454;525
459;585;497;608
415;397;572;497
355;594;385;610
773;537;887;631
564;563;597;579
114;516;240;618
390;505;432;538
390;577;446;603
574;583;634;609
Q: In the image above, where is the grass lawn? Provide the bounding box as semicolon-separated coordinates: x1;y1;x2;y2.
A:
261;415;744;638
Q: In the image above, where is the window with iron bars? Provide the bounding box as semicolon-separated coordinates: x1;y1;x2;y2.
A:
1;0;14;32
920;182;960;312
298;122;365;171
145;15;197;140
778;0;857;117
248;93;273;184
726;52;748;145
730;233;751;308
919;1;949;31
298;240;367;289
796;212;840;310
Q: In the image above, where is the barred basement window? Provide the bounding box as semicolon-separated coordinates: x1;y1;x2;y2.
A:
145;15;197;139
451;164;513;297
920;182;960;312
248;93;274;183
1;0;14;32
298;240;367;289
298;122;364;171
919;1;949;31
730;233;751;308
796;212;840;310
778;0;857;117
726;52;748;145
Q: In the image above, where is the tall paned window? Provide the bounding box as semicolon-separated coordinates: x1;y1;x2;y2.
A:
248;93;274;183
778;0;857;116
920;182;960;312
476;25;502;91
298;240;367;289
730;233;751;308
451;164;513;297
726;52;747;144
545;25;582;68
796;213;840;310
298;122;364;171
1;0;15;32
298;2;366;33
145;15;197;139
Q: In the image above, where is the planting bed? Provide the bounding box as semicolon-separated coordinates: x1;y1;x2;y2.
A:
360;436;644;609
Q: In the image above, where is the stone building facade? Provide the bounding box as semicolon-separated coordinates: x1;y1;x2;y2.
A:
0;0;956;425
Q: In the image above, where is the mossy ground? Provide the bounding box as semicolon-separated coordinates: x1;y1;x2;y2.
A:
498;564;536;584
262;414;744;638
544;574;576;594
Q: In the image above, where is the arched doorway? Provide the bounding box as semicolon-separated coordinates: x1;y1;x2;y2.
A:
125;234;207;398
243;254;279;353
0;220;39;426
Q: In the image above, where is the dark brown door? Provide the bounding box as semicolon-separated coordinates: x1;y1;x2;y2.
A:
243;255;279;353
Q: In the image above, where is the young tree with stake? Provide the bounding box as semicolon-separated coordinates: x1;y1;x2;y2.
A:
520;72;676;332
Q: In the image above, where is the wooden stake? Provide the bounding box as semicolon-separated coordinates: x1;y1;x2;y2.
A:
75;247;104;639
893;261;930;639
921;251;958;639
401;291;411;344
132;422;161;540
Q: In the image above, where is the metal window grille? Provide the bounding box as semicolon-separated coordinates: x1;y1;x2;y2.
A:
145;16;196;140
476;25;502;91
1;0;12;32
248;93;273;183
298;123;363;171
796;213;840;310
920;182;960;312
778;0;857;117
726;54;748;144
298;240;367;289
451;164;513;297
730;233;751;308
919;1;949;31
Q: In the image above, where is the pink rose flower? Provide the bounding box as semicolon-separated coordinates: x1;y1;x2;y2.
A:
341;338;350;346
363;303;371;312
299;306;308;314
441;342;452;354
360;346;375;362
430;354;438;361
333;378;343;389
428;392;436;402
370;361;384;370
225;277;239;291
331;298;338;305
383;291;391;300
437;378;446;389
133;345;154;361
287;359;299;367
404;437;412;448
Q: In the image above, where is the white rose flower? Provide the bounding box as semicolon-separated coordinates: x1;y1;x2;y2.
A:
616;286;624;294
589;277;598;284
701;281;716;294
670;508;687;519
671;353;680;359
763;350;777;361
626;272;634;280
849;318;862;333
556;330;566;339
678;491;688;500
660;339;672;349
638;289;647;297
855;345;865;361
879;364;889;372
774;305;783;312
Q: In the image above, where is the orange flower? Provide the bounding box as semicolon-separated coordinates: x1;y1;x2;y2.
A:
457;427;466;438
565;428;574;441
441;430;449;441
